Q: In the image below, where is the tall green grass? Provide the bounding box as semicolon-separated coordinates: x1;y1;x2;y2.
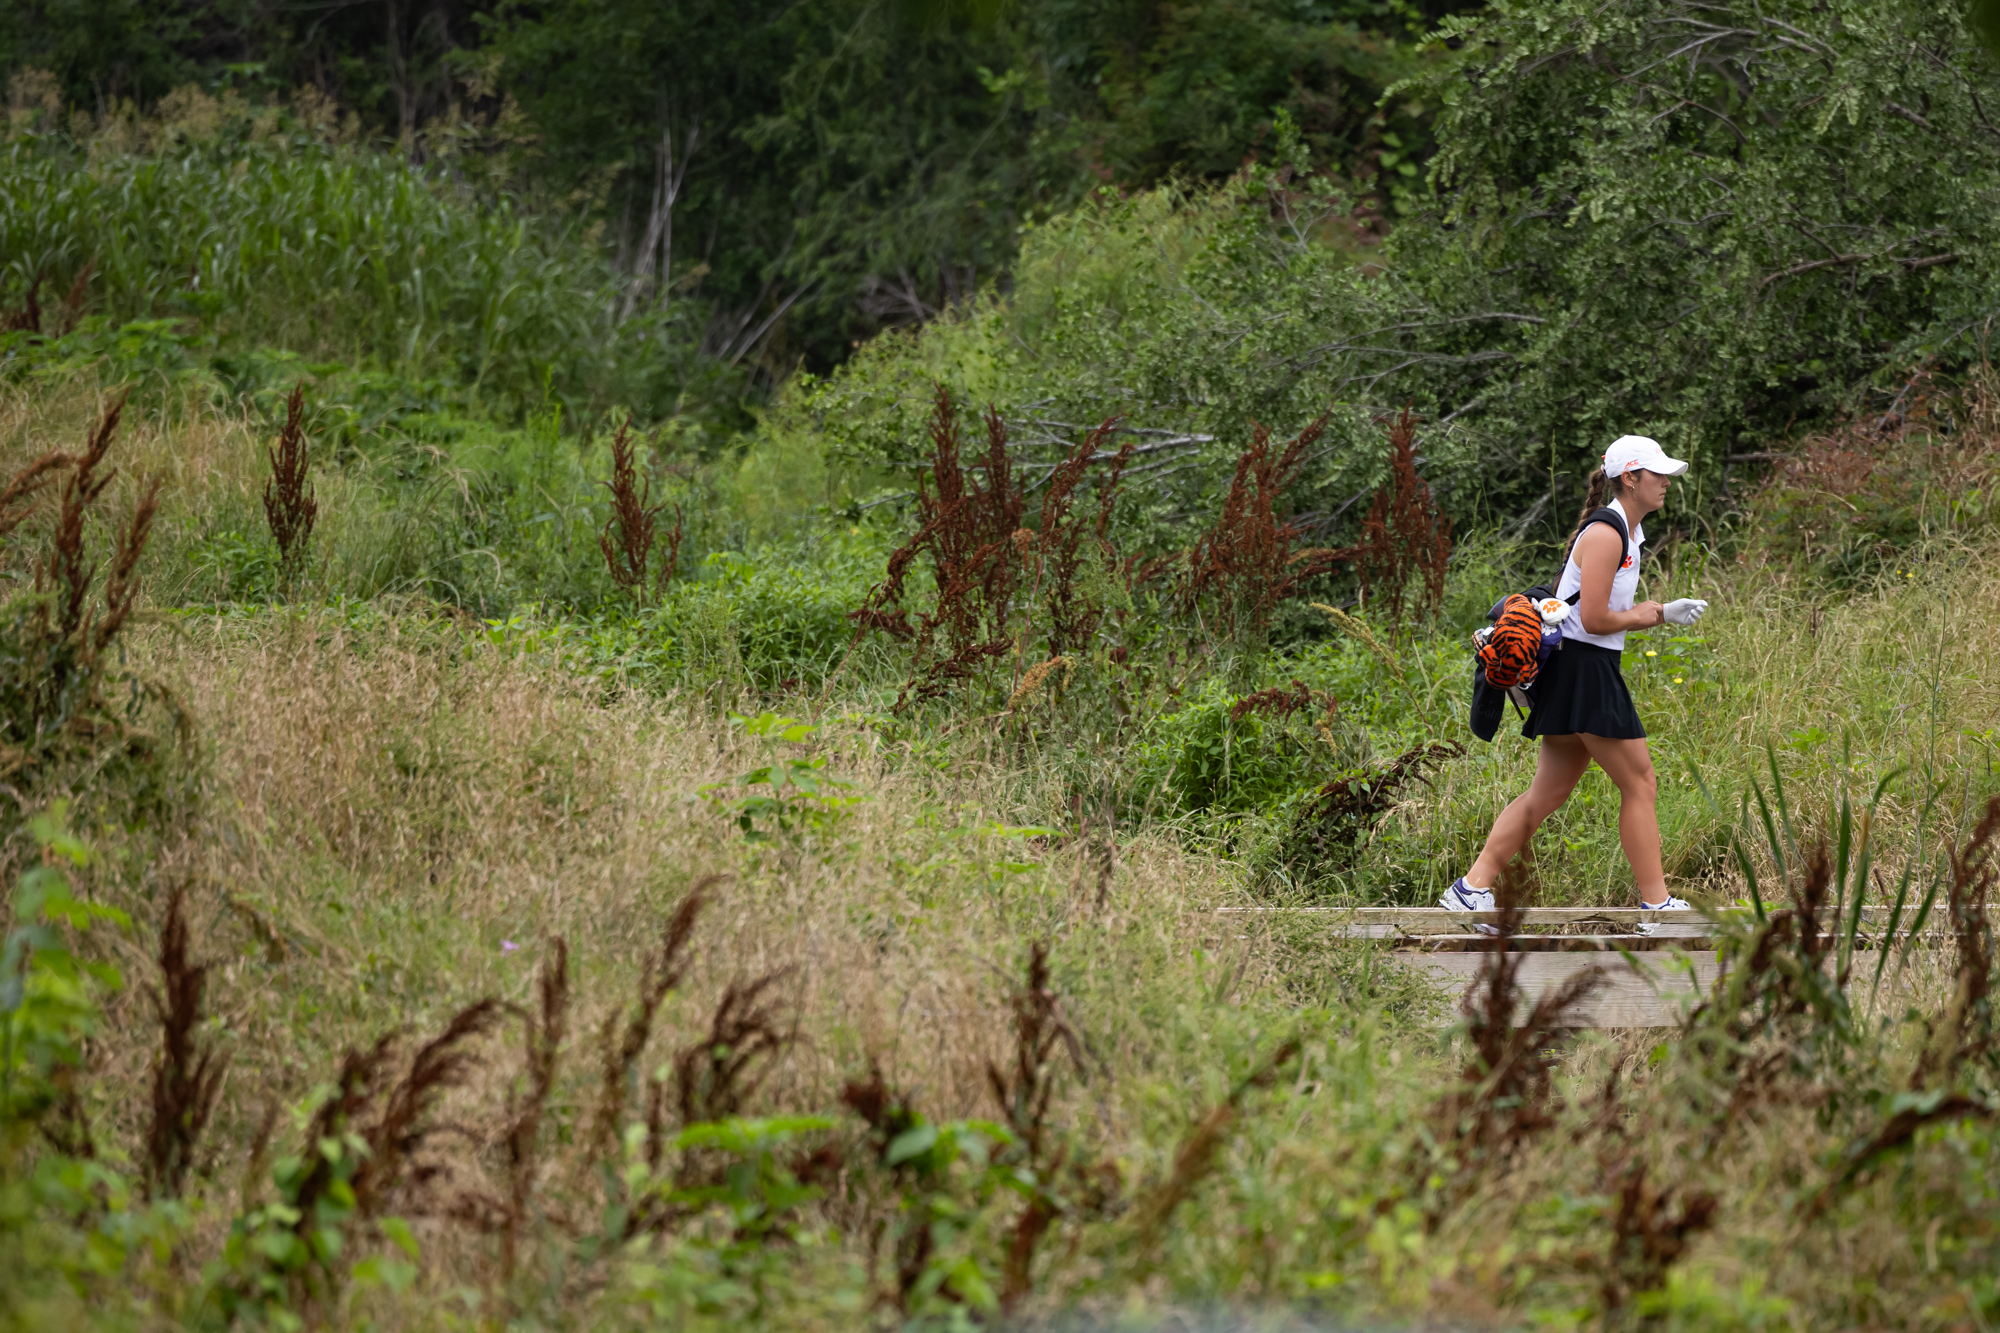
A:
0;106;745;424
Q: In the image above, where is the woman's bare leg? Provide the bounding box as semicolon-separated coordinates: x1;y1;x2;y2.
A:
1466;735;1591;886
1578;734;1667;904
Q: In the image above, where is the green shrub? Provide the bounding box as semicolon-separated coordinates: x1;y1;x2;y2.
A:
477;531;891;696
779;163;1488;554
1127;676;1332;822
0;814;184;1333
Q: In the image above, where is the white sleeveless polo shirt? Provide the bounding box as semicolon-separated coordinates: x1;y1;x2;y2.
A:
1553;498;1643;651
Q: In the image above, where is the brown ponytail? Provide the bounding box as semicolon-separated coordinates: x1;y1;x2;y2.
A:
1565;470;1627;561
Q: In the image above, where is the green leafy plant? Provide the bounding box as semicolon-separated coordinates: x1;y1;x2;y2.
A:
842;1064;1016;1319
1129;677;1329;819
618;1115;839;1323
0;811;187;1324
2;809;128;1134
700;714;863;841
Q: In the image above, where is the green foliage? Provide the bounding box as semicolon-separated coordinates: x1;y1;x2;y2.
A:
23;0;2000;559
1066;0;1433;196
475;534;888;687
1632;1270;1795;1331
0;814;176;1333
1129;676;1328;820
14;6;2000;1325
0;127;608;415
0;812;126;1127
0;1;475;124
491;0;1040;371
7;1;1457;390
1391;0;2000;489
0;3;212;107
699;713;864;842
211;1132;389;1327
783;144;1497;549
619;1116;842;1323
865;1111;1022;1318
667;544;886;687
1975;0;2000;61
788;0;2000;544
0;320;201;387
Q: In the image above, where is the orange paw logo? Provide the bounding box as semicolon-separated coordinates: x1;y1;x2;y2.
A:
1620;554;1634;570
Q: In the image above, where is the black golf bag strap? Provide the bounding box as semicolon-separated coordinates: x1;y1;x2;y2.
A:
1559;506;1632;602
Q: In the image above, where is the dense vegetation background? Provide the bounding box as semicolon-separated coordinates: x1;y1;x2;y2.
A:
13;0;2000;527
4;1;2000;1329
2;0;1459;422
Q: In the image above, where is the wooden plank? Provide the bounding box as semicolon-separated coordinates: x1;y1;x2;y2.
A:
1217;907;1722;932
1214;924;1712;949
1219;905;1963;920
1233;923;1923;952
1215;905;1960;935
1395;950;1720;1029
1394;932;1711;953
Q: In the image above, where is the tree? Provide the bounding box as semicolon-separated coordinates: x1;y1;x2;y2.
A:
1386;0;2000;491
0;0;491;129
797;0;2000;549
487;0;1062;374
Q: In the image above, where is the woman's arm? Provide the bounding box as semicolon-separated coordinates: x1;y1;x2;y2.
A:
1575;523;1663;635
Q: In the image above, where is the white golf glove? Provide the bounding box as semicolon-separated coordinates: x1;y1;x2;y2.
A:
1662;598;1709;626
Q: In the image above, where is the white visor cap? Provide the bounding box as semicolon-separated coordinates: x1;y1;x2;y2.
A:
1603;434;1689;478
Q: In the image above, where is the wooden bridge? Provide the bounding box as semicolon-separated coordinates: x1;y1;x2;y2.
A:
1216;906;1927;1028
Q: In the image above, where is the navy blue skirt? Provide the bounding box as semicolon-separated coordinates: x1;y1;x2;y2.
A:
1523;640;1645;740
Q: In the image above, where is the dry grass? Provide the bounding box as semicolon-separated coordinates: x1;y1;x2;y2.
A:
0;375;459;605
30;603;1360;1326
70;605;1275;1198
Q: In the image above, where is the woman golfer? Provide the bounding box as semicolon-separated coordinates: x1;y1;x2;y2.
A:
1443;435;1709;924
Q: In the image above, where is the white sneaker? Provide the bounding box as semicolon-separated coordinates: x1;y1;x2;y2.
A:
1440;878;1498;935
1637;895;1692;935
